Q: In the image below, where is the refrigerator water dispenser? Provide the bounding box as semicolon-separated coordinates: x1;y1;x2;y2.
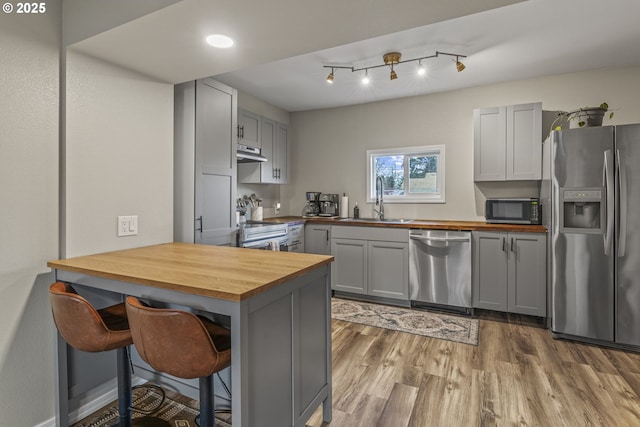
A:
560;188;605;233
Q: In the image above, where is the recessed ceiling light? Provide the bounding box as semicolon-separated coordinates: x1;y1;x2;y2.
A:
206;34;234;48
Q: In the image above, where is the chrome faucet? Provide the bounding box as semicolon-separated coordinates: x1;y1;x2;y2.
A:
374;175;384;220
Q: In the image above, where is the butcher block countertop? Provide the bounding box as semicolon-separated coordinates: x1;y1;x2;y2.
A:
48;242;334;302
263;216;547;233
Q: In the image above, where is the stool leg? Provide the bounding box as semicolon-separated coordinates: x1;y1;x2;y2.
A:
199;374;215;427
116;347;132;427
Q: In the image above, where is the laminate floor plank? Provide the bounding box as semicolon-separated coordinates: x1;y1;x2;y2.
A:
595;371;640;425
516;353;568;427
376;382;419;427
305;317;640;427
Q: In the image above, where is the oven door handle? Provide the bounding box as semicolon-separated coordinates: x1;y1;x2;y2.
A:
410;235;470;243
242;241;271;250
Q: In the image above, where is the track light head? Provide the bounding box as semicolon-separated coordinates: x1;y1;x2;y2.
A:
362;69;370;85
390;68;398;80
326;69;335;83
456;60;465;72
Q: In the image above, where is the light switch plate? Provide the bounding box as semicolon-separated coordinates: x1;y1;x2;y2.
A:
117;215;138;237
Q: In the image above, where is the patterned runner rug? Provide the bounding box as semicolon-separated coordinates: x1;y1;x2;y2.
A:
72;385;231;427
331;298;479;346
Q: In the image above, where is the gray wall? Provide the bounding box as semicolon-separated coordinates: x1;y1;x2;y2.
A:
0;3;60;426
285;66;640;220
65;50;174;257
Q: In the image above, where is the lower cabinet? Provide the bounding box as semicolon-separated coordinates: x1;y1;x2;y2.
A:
331;226;409;301
472;231;546;316
304;224;331;255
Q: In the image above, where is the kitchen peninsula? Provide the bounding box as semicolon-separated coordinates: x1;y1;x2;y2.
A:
48;242;334;427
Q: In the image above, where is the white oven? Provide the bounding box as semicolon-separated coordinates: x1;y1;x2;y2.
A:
237;222;289;251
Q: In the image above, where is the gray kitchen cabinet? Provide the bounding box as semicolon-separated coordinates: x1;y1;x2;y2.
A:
368;240;409;299
304;224;331;255
274;122;289;183
238;108;261;148
174;78;237;246
472;231;546;316
331;226;409;301
331;238;367;294
238;116;289;184
474;102;542;181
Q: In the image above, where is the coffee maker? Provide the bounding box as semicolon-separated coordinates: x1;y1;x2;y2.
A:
319;193;340;217
303;192;321;217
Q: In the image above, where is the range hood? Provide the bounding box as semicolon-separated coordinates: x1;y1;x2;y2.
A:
237;143;267;163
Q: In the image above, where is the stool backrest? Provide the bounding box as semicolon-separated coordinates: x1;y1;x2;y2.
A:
125;296;223;379
49;282;128;352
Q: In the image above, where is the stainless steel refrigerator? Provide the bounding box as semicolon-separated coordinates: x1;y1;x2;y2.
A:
546;124;640;346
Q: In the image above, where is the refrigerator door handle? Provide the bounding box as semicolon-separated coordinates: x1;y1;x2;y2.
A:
603;150;614;256
617;149;627;257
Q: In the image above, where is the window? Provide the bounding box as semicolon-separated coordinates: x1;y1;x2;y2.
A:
366;145;445;203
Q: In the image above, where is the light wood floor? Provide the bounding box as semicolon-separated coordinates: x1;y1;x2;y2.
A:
306;313;640;427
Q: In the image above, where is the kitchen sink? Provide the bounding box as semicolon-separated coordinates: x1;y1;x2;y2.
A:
339;217;414;224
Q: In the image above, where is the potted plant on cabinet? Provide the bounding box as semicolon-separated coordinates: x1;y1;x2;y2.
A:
550;102;615;132
567;102;614;128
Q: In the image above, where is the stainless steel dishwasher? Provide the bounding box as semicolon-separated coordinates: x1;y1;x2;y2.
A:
409;229;472;313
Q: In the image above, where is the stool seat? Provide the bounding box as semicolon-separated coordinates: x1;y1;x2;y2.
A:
125;296;232;427
49;282;138;427
49;282;132;352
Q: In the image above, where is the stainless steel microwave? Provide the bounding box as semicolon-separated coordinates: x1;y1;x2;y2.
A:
485;198;541;224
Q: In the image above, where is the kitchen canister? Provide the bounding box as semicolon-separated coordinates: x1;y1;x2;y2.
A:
251;206;263;221
340;193;349;218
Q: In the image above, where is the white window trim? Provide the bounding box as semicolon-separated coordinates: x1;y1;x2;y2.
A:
366;145;445;204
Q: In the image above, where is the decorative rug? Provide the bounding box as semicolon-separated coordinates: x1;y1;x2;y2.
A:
72;386;231;427
331;298;479;346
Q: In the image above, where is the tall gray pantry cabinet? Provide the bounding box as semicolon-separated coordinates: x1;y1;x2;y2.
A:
175;78;238;246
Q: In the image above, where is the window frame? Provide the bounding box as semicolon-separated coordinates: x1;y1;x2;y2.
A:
366;145;446;204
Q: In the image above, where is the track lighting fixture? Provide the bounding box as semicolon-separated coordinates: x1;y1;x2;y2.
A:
323;50;466;83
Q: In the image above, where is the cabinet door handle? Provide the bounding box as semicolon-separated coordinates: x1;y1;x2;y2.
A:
511;237;515;253
195;216;203;232
277;168;281;179
237;125;244;139
325;230;329;242
502;237;506;252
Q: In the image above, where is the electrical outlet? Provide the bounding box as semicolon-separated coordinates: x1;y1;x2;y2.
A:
117;215;138;237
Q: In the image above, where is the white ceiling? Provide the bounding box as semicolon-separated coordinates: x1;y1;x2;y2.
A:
71;0;640;112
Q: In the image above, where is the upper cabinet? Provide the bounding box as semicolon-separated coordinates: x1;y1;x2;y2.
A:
238;112;290;184
474;102;542;181
238;108;261;148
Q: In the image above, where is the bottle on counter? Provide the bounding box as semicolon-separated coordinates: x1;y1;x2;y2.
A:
353;202;359;219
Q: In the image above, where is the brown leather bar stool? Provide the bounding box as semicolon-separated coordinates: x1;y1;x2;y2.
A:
49;281;136;427
125;296;232;427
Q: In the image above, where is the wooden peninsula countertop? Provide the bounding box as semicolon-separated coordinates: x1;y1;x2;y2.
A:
48;242;334;302
261;216;547;233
